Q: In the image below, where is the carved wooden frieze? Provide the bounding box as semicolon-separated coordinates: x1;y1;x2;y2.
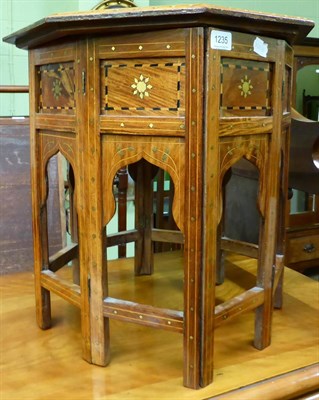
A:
100;58;185;117
220;58;272;117
38;132;76;204
38;62;75;114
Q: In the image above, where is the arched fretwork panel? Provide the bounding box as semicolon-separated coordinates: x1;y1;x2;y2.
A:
102;135;185;233
42;151;78;258
218;135;269;225
38;132;76;207
43;153;64;256
223;157;261;245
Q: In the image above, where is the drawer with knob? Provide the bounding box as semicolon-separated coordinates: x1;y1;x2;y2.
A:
286;232;319;265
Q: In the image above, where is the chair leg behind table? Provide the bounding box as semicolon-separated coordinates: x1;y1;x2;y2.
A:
31;138;52;329
34;203;52;329
129;159;156;276
274;136;290;310
254;221;273;349
67;165;80;286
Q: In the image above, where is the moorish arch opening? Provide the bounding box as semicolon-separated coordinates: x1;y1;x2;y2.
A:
218;157;262;286
152;167;181;254
105;158;183;310
44;152;79;281
223;157;261;244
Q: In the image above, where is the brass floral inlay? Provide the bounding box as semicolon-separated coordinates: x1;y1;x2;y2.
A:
238;75;253;98
162;148;170;162
131;74;152;99
52;79;62;99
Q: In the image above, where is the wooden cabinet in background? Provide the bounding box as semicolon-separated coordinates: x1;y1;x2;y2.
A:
286;38;319;272
0;118;63;274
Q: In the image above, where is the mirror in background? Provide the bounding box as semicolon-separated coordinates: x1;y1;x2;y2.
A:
290;62;319;215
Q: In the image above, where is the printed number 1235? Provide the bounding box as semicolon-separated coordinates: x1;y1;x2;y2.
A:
210;30;232;51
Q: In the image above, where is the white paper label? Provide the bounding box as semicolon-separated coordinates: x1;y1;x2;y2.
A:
211;30;232;51
253;37;268;58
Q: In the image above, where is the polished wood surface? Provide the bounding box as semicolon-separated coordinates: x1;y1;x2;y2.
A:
0;85;29;93
213;364;319;400
1;252;318;399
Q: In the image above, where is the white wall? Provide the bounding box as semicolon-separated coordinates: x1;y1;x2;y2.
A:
0;0;149;116
0;0;78;116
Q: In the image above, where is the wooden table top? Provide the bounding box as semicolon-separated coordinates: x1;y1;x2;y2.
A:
1;251;318;399
3;4;314;49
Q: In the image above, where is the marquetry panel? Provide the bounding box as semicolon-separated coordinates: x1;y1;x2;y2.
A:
101;135;185;230
100;58;185;117
37;62;75;115
220;58;272;117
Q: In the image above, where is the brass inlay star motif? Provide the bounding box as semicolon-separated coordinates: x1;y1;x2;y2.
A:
238;75;253;98
52;79;62;99
131;74;152;99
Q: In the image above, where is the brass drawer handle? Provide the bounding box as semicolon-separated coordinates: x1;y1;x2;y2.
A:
303;243;316;253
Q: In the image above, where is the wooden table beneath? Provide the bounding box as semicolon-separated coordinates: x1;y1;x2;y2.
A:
1;252;318;399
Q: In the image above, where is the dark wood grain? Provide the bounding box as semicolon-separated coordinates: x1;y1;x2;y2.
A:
0;120;62;274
